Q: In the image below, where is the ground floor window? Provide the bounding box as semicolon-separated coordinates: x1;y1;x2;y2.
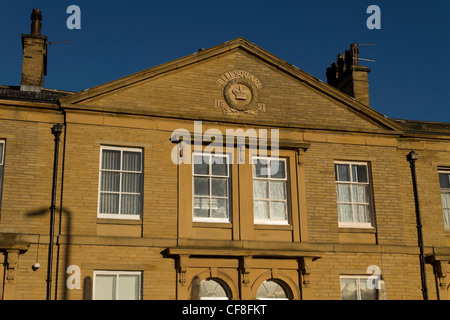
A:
340;275;377;300
93;270;142;300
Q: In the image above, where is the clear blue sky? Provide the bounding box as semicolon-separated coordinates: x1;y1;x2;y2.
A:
1;0;449;122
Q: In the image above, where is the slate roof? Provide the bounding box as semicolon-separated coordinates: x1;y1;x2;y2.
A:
0;85;73;104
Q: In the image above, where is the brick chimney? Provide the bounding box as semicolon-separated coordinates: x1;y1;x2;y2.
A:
20;8;47;92
326;44;371;107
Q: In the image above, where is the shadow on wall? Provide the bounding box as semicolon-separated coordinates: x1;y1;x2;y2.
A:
83;276;92;300
26;206;75;299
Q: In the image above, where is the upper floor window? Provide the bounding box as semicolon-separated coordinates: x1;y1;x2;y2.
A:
335;162;373;228
193;153;230;223
252;157;289;225
93;270;142;300
98;146;143;219
439;170;450;228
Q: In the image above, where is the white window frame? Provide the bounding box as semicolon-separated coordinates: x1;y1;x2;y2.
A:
93;270;142;300
334;161;374;228
439;170;450;229
340;275;377;300
192;152;231;223
97;146;143;220
252;156;289;225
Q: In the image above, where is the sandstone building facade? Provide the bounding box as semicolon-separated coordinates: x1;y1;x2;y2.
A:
0;10;450;300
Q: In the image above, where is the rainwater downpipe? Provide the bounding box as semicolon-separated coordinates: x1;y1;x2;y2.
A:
46;124;63;300
407;151;428;300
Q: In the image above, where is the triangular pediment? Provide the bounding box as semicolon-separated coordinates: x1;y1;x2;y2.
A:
60;38;403;134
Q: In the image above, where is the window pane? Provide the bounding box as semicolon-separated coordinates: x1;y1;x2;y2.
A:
211;178;227;197
253;180;269;199
440;173;450;189
118;275;140;300
212;156;228;176
254;200;269;221
102;150;121;170
122;151;141;172
271;202;287;221
122;173;141;193
100;193;119;214
353;165;368;183
338;204;353;222
194;197;210;218
352;184;369;203
194;177;210;196
211;198;228;218
359;280;377;300
270;159;286;179
335;164;350;182
253;158;269;178
354;204;370;223
442;192;450;209
270;181;286;200
340;278;357;300
194;154;210;175
442;192;450;228
95;275;116;300
336;184;351;202
444;209;450;228
121;194;141;215
273;283;288;298
101;172;120;192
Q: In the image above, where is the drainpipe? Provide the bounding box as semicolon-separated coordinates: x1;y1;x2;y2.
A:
47;124;63;300
407;151;428;300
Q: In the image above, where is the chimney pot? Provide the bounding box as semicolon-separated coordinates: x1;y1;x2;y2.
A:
30;8;43;35
326;44;371;107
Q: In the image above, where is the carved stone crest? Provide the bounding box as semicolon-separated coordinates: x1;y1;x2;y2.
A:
216;70;266;116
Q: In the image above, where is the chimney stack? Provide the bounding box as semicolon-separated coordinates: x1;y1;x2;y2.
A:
20;8;47;92
326;44;371;107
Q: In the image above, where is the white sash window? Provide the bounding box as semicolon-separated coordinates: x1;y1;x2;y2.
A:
98;146;143;219
335;162;373;228
439;171;450;228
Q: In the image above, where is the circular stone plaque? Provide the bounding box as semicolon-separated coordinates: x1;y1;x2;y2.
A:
223;79;258;112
